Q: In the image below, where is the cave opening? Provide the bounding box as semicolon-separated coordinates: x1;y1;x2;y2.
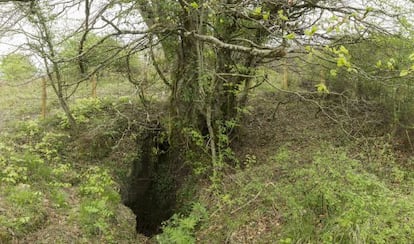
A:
122;123;176;237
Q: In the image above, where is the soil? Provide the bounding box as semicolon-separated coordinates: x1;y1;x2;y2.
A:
233;92;346;164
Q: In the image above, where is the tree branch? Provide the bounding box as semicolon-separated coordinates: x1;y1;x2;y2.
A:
186;32;286;58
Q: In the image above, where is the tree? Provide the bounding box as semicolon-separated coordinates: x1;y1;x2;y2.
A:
2;0;137;132
0;0;406;167
60;33;131;77
118;0;399;167
0;53;37;82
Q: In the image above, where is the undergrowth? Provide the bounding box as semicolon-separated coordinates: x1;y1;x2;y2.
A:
76;167;121;242
157;202;208;243
191;145;414;243
275;146;414;243
2;84;414;244
0;97;139;243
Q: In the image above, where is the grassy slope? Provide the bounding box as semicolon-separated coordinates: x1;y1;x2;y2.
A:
191;93;414;243
0;79;147;243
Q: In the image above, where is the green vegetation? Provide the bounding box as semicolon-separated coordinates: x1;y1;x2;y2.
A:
2;66;414;242
157;203;207;243
0;53;37;83
272;147;414;243
0;93;139;243
1;0;414;243
322;35;414;136
167;103;414;243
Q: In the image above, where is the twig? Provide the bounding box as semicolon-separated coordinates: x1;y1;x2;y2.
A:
406;129;414;152
230;189;262;214
264;78;358;139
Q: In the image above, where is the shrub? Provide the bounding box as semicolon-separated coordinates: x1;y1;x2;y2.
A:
57;98;108;129
77;167;121;240
34;132;69;162
0;147;51;185
275;147;414;243
157;202;207;244
0;185;47;238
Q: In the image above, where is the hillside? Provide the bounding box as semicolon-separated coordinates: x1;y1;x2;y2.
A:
2;80;414;243
2;1;414;243
192;93;414;243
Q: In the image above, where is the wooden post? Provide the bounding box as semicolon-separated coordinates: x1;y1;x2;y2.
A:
41;76;47;119
282;59;288;89
91;74;97;98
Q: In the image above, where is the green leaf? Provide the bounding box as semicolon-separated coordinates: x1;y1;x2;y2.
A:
305;26;318;36
337;56;350;68
400;69;409;77
263;11;270;20
366;6;374;12
190;2;199;9
409;53;414;61
375;60;382;68
278;10;288;21
284;33;296;40
253;6;262;16
335;26;341;33
348;68;358;73
387;58;395;70
330;69;338;77
315;83;329;93
339;45;349;55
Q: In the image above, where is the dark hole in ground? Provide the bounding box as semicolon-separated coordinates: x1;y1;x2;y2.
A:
124;176;175;236
122;123;176;237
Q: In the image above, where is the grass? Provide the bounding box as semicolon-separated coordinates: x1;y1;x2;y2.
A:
0;75;145;243
157;94;414;243
192;141;414;243
0;80;44;127
0;75;138;129
0;119;139;243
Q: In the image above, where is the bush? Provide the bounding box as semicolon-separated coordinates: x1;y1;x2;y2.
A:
0;185;47;238
328;36;414;134
0;147;51;185
274;147;414;243
77;167;121;240
157;202;207;244
35;132;70;162
196;145;414;243
57;98;110;129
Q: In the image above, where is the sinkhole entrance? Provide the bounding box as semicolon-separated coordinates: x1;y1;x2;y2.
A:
122;123;176;237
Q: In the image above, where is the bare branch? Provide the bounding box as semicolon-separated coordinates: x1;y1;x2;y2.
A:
186;32;286;58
